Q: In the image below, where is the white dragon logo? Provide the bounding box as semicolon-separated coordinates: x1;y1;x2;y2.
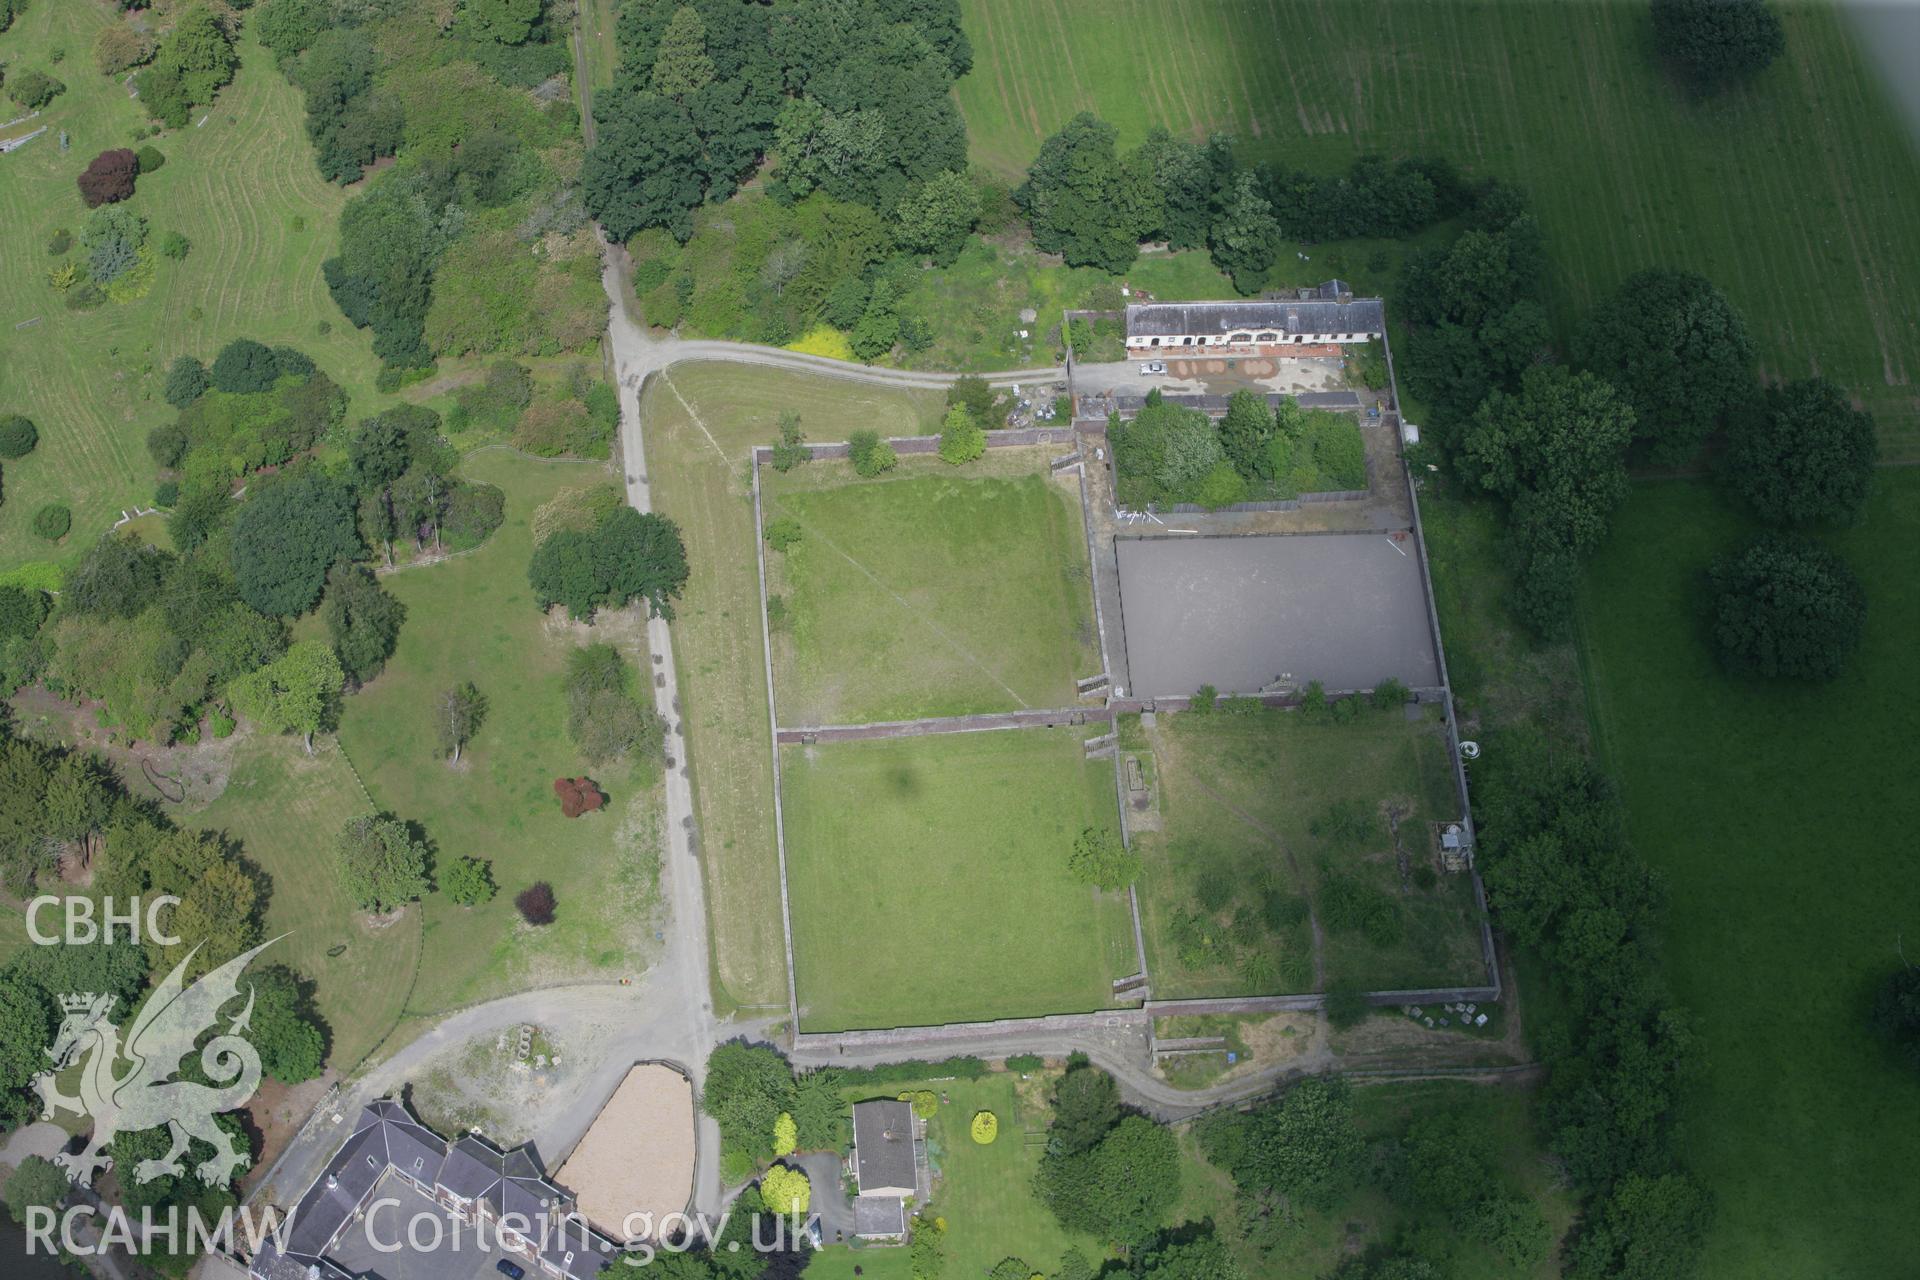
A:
33;938;279;1188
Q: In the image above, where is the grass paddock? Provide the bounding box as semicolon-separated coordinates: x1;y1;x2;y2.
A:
764;452;1098;726
1131;706;1480;998
1577;473;1920;1279
779;729;1132;1031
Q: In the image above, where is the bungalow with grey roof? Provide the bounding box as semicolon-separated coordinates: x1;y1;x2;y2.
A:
847;1098;921;1241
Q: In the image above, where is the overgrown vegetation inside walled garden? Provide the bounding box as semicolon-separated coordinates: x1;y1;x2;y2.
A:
1111;390;1368;509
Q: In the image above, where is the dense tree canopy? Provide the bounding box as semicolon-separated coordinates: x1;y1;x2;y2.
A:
229;639;345;751
1458;365;1635;635
322;563;406;685
1037;1112;1179;1244
1565;1172;1714;1280
231;474;362;615
336;813;431;913
324;171;452;367
702;1041;796;1164
1397;184;1548;427
1722;377;1879;526
245;965;328;1084
138;3;238;128
1015;113;1151;275
210;338;281;395
1707;534;1865;681
529;506;690;621
1198;1077;1363;1211
1652;0;1785;90
583;94;708;242
1574;269;1756;466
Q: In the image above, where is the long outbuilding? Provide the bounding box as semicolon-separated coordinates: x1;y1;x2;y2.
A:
1123;281;1385;357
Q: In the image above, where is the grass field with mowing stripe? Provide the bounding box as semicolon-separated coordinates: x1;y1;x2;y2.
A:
780;729;1132;1031
0;8;388;566
955;0;1920;453
764;452;1097;725
639;364;944;1012
338;450;663;1028
1577;473;1920;1280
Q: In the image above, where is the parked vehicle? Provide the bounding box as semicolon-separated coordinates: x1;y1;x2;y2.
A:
497;1261;526;1280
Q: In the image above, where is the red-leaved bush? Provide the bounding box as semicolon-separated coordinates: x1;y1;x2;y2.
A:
553;776;606;818
77;149;138;208
515;882;556;926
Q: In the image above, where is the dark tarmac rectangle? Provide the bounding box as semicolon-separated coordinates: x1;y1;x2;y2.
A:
1114;533;1441;697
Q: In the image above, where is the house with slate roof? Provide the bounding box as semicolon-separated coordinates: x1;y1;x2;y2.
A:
1123;280;1385;357
247;1099;620;1280
847;1098;921;1241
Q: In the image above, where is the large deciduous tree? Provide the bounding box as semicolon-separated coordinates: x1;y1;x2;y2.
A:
1574;269;1756;467
1036;1113;1179;1244
1015;113;1149;275
584;94;706;242
1208;169;1281;295
231;474;361;616
229;639;345;752
244;965;328;1084
1652;0;1784;91
894;170;979;266
322;563;406;686
529;507;689;621
1458;366;1635;636
210;338;280;394
1707;534;1864;681
1722;377;1878;526
336;814;431;913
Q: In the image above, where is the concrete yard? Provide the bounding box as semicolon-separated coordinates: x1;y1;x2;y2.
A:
1114;532;1440;697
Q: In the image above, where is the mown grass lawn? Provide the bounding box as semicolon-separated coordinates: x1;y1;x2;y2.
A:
640;363;943;1013
1577;473;1920;1280
779;729;1132;1031
338;449;664;1033
1133;706;1481;998
954;0;1920;453
187;736;420;1070
0;8;388;568
799;1245;913;1280
764;452;1098;726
